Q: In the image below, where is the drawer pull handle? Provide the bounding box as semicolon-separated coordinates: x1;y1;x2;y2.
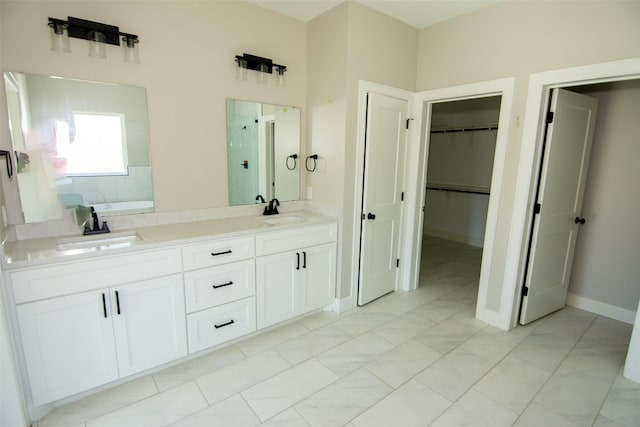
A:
115;290;121;315
214;319;235;329
296;252;300;270
303;251;307;269
102;293;107;318
212;281;234;289
211;249;232;257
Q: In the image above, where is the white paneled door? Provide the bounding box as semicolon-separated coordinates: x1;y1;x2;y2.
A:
358;93;408;305
520;89;598;324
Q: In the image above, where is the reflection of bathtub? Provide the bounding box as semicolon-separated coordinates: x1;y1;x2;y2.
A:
92;201;154;215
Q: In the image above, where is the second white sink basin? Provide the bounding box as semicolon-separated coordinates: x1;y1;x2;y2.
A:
262;215;307;225
56;231;142;252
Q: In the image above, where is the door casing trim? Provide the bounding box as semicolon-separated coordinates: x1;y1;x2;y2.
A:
403;78;515;329
503;57;640;330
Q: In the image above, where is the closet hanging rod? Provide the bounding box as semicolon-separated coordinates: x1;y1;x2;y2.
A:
426;184;490;195
430;124;498;134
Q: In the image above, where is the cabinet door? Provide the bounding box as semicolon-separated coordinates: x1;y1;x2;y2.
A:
16;290;118;405
300;243;336;314
256;251;299;329
111;275;187;377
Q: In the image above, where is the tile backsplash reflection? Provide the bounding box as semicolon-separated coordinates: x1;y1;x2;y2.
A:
56;166;153;206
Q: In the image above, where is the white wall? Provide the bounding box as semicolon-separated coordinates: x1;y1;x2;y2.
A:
568;80;640;314
416;0;640;314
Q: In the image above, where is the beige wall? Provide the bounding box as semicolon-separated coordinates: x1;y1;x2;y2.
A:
307;2;418;299
0;1;307;221
416;0;640;311
569;80;640;312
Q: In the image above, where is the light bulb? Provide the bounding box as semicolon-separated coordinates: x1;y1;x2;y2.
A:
88;31;107;59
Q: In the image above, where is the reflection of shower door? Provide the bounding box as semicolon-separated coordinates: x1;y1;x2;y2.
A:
265;121;275;200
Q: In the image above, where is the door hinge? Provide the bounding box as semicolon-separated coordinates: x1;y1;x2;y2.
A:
533;203;541;215
401;191;404;201
522;286;529;296
406;118;413;129
546;111;554;124
396;258;400;268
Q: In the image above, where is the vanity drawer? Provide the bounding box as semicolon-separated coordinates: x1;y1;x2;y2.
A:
187;297;256;353
184;259;255;313
255;223;337;256
11;248;183;304
182;236;254;271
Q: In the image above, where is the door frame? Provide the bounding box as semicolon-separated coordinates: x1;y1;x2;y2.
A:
350;81;413;308
402;78;515;327
502;58;640;330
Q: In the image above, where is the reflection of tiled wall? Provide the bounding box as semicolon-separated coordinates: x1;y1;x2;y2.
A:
56;166;153;205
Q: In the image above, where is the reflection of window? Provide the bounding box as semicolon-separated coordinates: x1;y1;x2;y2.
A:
56;112;127;176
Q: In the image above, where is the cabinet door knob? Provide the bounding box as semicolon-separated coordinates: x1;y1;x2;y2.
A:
367;212;376;220
214;319;235;329
212;281;233;289
574;217;586;224
102;293;107;318
211;249;232;257
115;290;121;315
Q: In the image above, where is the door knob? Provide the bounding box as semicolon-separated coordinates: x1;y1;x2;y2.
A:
574;217;586;224
367;212;376;220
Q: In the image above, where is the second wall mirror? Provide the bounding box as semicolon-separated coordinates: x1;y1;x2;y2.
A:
226;99;300;206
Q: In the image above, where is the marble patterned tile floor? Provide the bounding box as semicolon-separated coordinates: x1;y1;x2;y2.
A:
36;237;639;427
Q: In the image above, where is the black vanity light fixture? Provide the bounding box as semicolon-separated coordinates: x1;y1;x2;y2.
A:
235;53;287;87
48;16;140;63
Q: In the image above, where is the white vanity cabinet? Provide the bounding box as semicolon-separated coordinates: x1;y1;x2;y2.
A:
16;289;119;405
11;248;186;405
255;223;337;329
182;236;257;353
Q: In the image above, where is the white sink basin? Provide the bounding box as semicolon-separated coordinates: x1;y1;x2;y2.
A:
56;231;142;252
262;215;307;225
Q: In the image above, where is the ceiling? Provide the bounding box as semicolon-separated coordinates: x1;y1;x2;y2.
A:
247;0;502;29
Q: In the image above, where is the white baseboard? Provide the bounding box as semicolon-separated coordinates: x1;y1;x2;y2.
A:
424;229;484;248
332;295;354;313
567;292;636;325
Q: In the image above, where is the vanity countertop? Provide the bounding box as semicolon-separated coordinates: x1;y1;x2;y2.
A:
2;210;337;270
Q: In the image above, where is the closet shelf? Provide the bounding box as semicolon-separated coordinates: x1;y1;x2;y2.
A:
430;124;498;134
426;183;490;195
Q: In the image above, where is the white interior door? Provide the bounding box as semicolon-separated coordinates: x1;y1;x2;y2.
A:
520;88;598;324
358;93;408;305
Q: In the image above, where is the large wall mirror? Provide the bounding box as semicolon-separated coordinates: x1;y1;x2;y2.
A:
226;99;300;206
3;72;153;223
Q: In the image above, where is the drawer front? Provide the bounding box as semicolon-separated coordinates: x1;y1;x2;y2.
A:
255;223;338;256
184;259;255;313
182;236;254;271
11;248;183;304
187;297;256;353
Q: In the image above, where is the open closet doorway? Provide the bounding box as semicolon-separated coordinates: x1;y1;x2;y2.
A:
419;96;501;315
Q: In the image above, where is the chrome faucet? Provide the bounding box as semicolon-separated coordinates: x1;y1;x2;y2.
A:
83;207;111;235
263;198;280;216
